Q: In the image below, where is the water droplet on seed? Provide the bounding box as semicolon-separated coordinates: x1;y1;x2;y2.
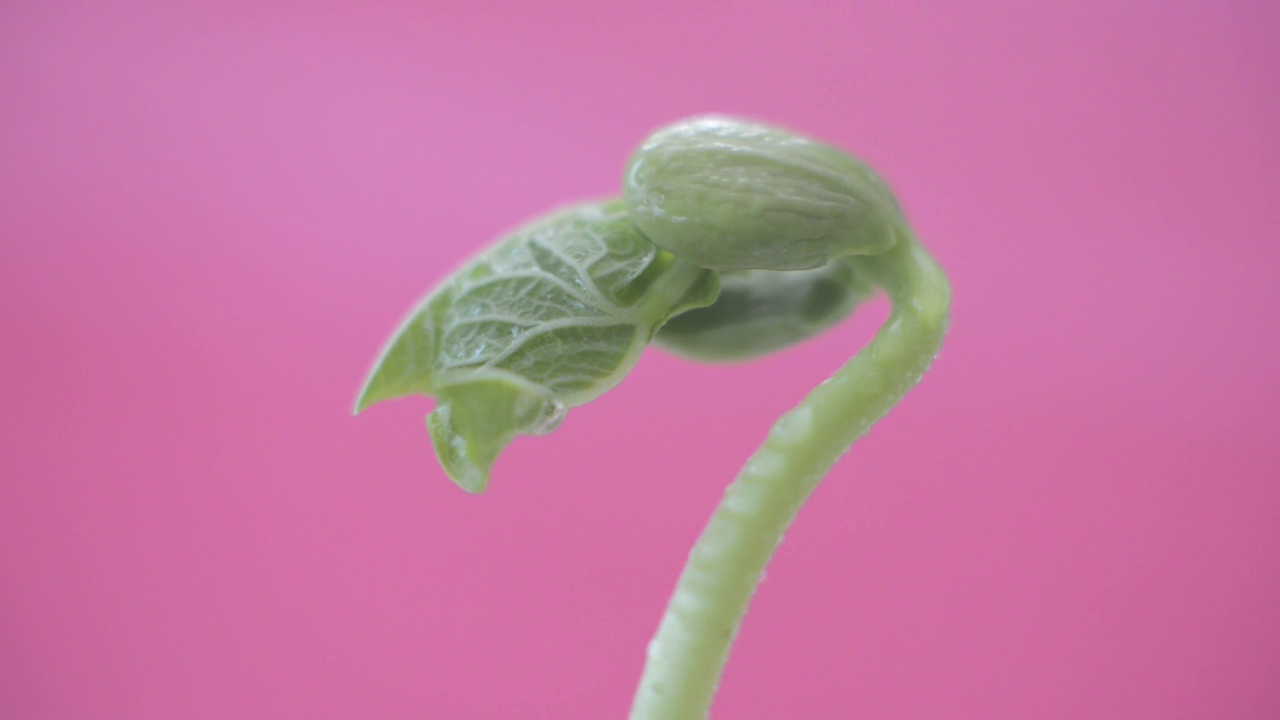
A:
528;400;567;435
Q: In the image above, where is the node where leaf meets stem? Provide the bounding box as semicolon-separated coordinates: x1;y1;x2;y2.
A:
629;229;950;720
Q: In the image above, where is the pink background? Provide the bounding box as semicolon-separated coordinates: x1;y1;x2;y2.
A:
2;1;1277;718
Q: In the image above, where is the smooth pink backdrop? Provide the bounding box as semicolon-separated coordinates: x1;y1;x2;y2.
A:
3;2;1277;718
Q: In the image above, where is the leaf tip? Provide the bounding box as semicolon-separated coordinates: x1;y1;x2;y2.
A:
427;404;495;494
353;309;437;415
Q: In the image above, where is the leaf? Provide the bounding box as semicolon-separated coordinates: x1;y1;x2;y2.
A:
355;200;718;492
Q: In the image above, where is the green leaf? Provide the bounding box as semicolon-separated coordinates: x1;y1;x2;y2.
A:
355;200;718;492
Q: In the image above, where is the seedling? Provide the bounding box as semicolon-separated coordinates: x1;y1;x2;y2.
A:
356;116;950;719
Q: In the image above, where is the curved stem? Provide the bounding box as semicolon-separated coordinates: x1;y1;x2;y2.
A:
629;231;950;720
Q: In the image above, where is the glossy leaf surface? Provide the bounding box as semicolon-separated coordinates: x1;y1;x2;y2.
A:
356;200;717;491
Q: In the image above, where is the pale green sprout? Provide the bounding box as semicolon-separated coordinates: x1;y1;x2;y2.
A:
356;116;950;719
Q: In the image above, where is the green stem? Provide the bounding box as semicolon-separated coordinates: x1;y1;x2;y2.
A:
628;231;950;720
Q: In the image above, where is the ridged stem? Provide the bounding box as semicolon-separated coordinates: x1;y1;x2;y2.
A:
629;231;950;720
